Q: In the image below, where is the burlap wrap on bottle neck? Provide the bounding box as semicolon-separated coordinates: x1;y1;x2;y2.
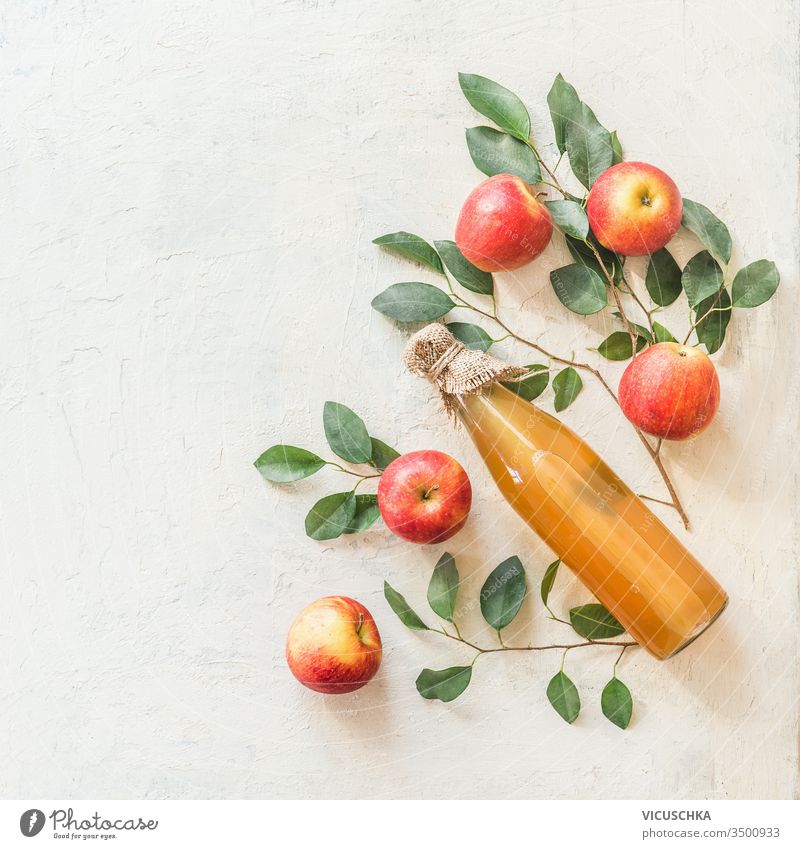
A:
404;323;525;414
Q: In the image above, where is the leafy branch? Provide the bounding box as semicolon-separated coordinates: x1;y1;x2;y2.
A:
385;553;636;727
254;401;400;540
371;72;780;530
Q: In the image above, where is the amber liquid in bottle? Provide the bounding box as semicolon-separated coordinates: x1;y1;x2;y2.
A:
456;383;727;660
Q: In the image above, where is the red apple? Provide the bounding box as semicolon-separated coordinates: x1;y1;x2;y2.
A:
286;596;382;694
455;174;553;272
586;162;682;256
619;342;720;441
377;450;472;544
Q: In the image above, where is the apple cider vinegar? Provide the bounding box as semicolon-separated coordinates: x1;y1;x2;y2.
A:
405;324;728;660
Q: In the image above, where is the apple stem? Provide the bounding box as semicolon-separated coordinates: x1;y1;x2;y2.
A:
422;484;439;500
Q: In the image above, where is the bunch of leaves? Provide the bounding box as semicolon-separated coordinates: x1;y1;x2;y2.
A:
385;553;635;728
254;402;401;540
372;72;779;368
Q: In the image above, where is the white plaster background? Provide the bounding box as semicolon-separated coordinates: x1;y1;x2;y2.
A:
0;0;797;800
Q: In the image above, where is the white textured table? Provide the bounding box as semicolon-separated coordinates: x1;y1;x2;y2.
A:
1;0;797;800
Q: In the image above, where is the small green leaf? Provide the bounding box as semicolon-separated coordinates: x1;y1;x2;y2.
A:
609;130;623;165
569;603;625;639
254;445;326;483
458;72;530;141
681;199;732;265
343;494;381;534
645;248;682;306
553;367;583;412
566;234;622;284
416;666;472;702
596;331;647;361
501;364;549;402
427;552;460;622
694;288;732;355
547;671;580;724
370;437;400;472
305;492;357;541
730;259;780;308
480;555;527;630
652;321;677;343
565;100;613;189
544;200;589;240
371;282;454;322
323;401;372;464
547;73;581;155
434;240;494;296
383;581;429;630
602;677;633;729
549;263;607;315
681;250;723;308
465;126;541;183
446;322;493;352
373;232;444;274
540;559;560;607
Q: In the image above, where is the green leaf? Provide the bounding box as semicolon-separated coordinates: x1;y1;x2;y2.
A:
370;437;400;472
694;288;732;354
427;552;460;622
434;240;494;296
383;581;429;630
549;263;607;315
458;72;530;141
681;250;723;308
565;100;613;189
645;248;682;306
343;494;381;534
464;126;541;183
371;282;454;322
540;559;560;607
305;492;357;541
547;73;581;155
446;321;493;352
569;603;625;639
480;555;527;630
652;321;677;343
596;331;647;361
254;445;326;483
416;666;472;702
501;364;549;402
323;401;372;464
373;232;444;274
730;259;780;308
610;130;623;165
547;671;580;724
566;234;622;284
681;199;732;265
602;677;633;729
553;367;583;412
544;200;589;240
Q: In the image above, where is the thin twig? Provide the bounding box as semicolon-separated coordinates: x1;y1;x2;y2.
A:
433;627;637;655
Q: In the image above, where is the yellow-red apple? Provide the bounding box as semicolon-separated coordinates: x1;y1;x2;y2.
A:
377;450;472;544
286;596;382;694
586;162;682;256
619;342;720;441
455;174;553;272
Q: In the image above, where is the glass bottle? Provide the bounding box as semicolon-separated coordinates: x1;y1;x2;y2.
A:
454;382;727;660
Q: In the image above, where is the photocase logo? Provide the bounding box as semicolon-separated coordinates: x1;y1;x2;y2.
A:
19;809;45;837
